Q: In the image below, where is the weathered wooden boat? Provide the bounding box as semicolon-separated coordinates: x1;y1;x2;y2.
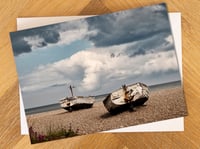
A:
59;85;95;112
59;96;95;112
103;82;149;114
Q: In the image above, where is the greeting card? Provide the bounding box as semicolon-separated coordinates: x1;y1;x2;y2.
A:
10;3;187;144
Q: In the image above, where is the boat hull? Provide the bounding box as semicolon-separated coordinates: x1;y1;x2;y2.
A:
103;82;149;114
63;103;93;111
60;97;94;112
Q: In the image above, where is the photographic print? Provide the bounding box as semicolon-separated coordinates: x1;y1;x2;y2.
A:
10;3;187;144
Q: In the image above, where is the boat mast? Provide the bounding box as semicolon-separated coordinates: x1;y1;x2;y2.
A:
69;85;75;97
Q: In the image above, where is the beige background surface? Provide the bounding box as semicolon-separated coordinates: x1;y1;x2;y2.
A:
0;0;200;148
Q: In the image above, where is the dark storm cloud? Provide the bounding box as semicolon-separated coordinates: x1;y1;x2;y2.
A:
85;3;171;47
126;32;174;57
40;30;60;43
10;36;32;56
10;17;88;56
10;27;61;56
10;3;170;57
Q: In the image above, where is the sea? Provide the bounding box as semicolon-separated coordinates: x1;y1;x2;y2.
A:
25;80;181;115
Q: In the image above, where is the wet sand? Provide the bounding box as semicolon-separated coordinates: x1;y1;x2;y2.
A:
27;87;187;136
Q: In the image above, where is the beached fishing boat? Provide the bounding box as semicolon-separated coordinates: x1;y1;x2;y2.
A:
103;82;149;114
60;96;94;112
59;85;95;112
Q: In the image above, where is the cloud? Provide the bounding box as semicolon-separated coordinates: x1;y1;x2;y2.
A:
14;3;179;96
10;3;170;57
10;36;32;56
23;35;47;50
20;44;179;95
11;4;171;59
10;19;89;56
85;3;170;47
126;34;174;57
10;27;61;56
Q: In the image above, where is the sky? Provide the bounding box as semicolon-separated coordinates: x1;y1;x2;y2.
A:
10;3;181;109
